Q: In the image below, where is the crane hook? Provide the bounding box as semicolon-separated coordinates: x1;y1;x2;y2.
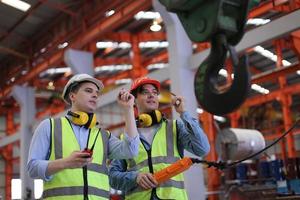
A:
194;34;250;115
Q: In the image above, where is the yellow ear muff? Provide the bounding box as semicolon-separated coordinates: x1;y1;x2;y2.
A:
154;110;162;123
67;111;97;129
137;110;162;127
138;113;152;127
87;114;97;129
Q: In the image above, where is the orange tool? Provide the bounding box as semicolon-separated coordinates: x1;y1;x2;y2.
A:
153;157;193;184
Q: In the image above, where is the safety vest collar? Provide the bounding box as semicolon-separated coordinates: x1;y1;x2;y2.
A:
127;119;175;169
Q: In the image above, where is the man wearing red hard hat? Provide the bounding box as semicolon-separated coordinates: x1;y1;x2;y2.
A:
109;76;210;200
27;73;140;199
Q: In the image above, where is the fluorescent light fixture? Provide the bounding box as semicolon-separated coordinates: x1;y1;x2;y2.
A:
218;69;228;77
147;63;168;70
119;42;131;49
40;47;46;53
254;45;291;67
247;18;271;26
139;41;168;48
134;11;161;20
96;41;118;49
251;84;269;94
95;64;132;72
58;42;68;49
115;79;131;85
11;179;21;199
105;9;115;17
1;0;31;12
46;67;71;74
96;41;168;49
34;179;43;199
150;20;161;32
40;67;71;77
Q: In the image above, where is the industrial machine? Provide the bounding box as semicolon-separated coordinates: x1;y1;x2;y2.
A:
152;127;300;199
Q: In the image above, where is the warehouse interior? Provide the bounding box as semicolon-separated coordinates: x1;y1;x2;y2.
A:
0;0;300;199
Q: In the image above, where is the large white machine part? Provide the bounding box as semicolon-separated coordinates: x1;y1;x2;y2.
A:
216;128;266;161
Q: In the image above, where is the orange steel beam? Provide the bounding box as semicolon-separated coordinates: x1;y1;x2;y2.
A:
201;112;219;200
275;40;296;158
38;0;77;17
143;50;168;66
251;62;300;84
104;32;166;42
244;82;300;107
130;35;147;78
0;0;151;99
94;57;131;66
248;0;290;18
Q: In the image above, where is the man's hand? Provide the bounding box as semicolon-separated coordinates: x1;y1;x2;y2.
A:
117;88;135;110
172;95;185;114
136;172;158;190
64;151;93;168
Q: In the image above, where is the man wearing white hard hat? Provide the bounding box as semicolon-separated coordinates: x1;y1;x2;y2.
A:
27;73;140;199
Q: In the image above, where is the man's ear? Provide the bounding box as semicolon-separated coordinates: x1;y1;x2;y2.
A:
69;92;75;103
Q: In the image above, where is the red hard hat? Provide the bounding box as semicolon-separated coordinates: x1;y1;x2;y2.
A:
130;77;161;93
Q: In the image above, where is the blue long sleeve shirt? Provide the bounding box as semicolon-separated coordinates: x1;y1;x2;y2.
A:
109;111;210;193
27;117;140;181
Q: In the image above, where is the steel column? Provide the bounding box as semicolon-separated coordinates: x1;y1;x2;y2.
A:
11;86;36;199
275;40;296;158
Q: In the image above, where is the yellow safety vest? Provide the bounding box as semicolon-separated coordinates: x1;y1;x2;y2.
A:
125;120;188;200
43;117;110;200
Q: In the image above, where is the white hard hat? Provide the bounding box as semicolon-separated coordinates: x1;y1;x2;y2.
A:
62;74;104;104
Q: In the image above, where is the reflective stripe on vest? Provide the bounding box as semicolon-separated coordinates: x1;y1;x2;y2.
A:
125;119;188;200
43;117;110;200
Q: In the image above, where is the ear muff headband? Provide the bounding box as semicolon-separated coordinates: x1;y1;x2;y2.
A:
67;111;97;129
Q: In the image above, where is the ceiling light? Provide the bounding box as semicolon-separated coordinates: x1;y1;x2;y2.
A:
58;42;68;49
96;41;168;49
139;41;168;48
251;84;269;94
254;45;291;67
95;64;132;72
150;20;161;32
105;10;115;17
247;18;270;26
115;79;131;85
134;11;161;20
1;0;31;12
40;67;71;77
96;41;118;49
147;63;168;70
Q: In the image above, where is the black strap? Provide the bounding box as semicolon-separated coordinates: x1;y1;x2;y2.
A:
83;166;88;200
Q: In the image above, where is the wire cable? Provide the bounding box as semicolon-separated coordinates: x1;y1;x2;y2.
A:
192;118;300;170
